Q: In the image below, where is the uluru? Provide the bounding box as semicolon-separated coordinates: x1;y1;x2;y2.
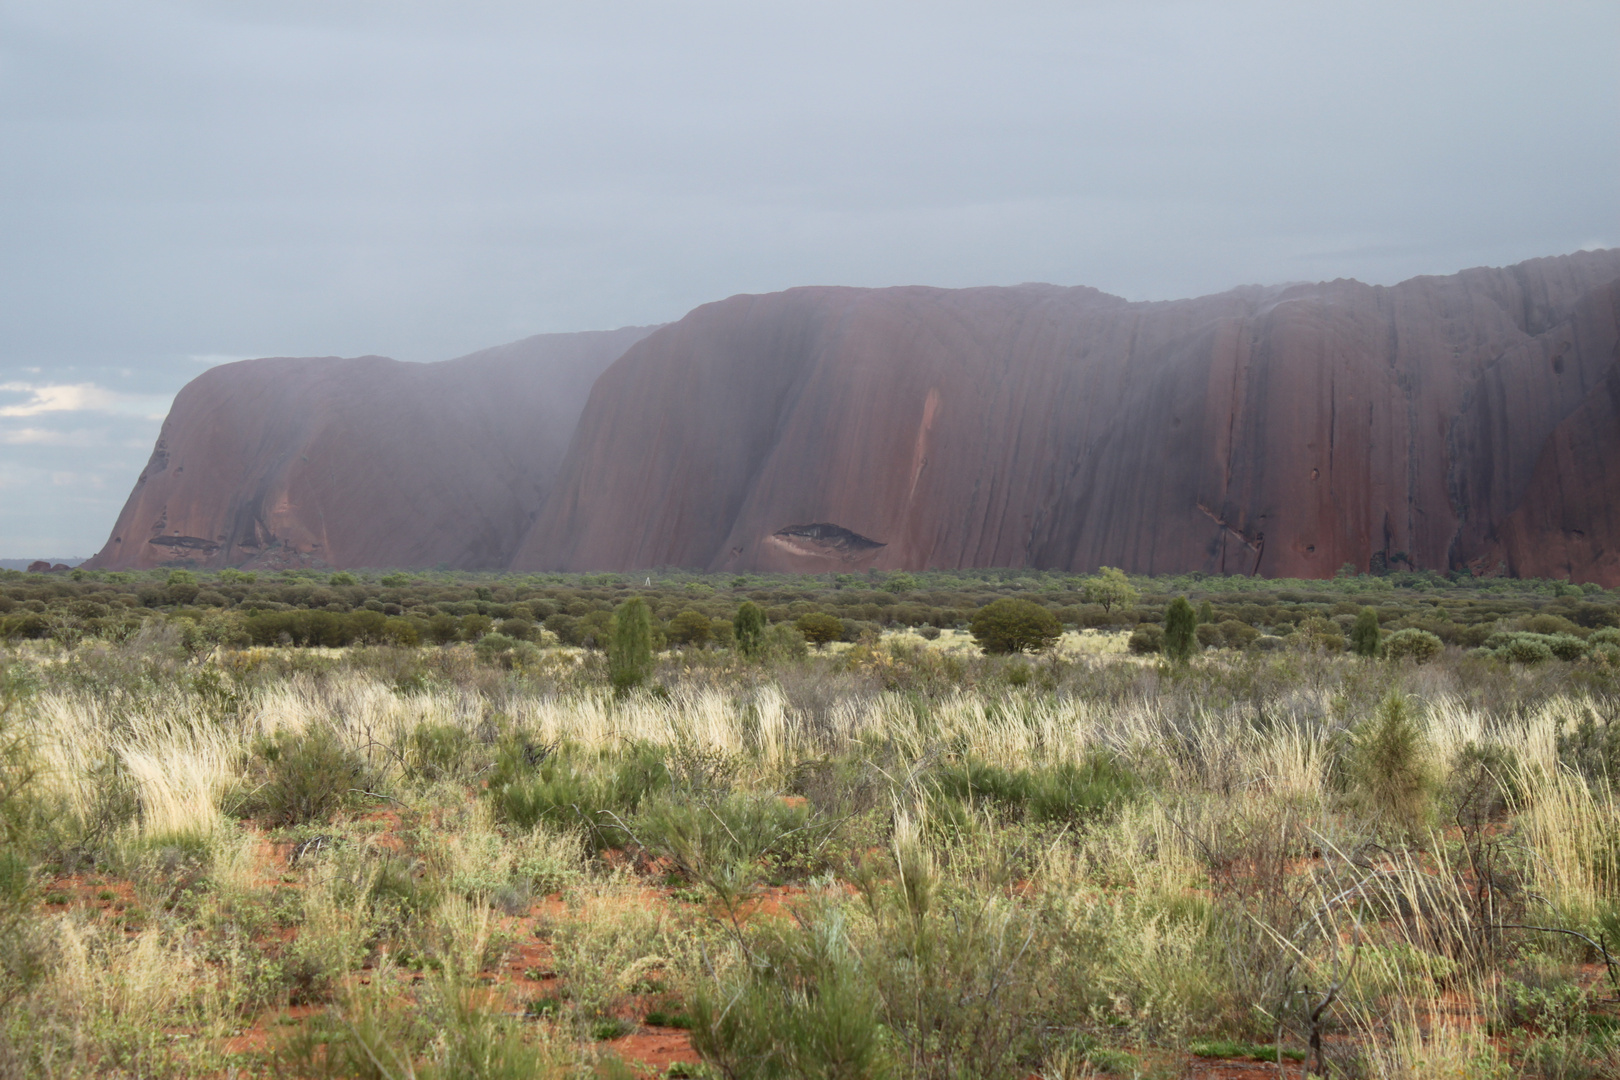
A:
85;326;656;572
91;250;1620;583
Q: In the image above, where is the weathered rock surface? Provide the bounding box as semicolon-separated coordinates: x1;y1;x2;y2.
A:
86;326;656;571
513;250;1620;582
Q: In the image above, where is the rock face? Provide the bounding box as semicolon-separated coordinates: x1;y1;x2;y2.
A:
513;250;1620;582
86;326;656;571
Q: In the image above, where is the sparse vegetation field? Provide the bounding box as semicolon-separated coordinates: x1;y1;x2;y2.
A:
1;565;1620;1077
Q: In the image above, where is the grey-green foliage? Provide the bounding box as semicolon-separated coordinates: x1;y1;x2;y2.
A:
608;597;654;692
1483;631;1584;664
764;622;808;660
0;690;47;1013
1127;623;1163;655
927;755;1139;826
634;790;816;900
693;862;1055;1080
249;727;368;826
1163;597;1198;663
1383;627;1443;663
1351;607;1382;657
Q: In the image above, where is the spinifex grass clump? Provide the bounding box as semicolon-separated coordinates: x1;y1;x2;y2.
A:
635;788;822;898
928;753;1138;825
486;740;669;849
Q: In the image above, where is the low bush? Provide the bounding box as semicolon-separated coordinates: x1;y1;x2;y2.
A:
487;742;669;849
247;727;369;827
1383;627;1444;663
1127;623;1164;655
970;598;1061;655
635;789;820;895
795;613;844;648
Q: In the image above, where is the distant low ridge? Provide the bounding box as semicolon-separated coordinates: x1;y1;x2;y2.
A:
91;250;1620;583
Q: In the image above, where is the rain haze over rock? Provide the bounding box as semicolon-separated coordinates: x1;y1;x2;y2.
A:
2;2;1616;560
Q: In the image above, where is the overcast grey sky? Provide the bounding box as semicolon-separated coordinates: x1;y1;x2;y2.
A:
2;0;1616;556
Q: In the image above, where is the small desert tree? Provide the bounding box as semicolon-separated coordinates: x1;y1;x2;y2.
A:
1082;566;1139;614
795;612;844;648
608;598;654;692
666;609;713;648
733;601;766;659
1350;607;1381;657
1349;692;1436;834
970;598;1061;655
1163;597;1198;664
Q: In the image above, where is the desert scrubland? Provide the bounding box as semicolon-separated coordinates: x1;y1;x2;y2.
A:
0;566;1619;1078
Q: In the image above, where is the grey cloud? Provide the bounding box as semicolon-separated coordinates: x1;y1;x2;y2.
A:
1;0;1616;553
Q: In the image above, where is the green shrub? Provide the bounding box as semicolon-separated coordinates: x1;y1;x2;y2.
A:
1081;566;1138;613
406;723;473;781
251;728;367;826
1546;632;1589;661
969;598;1060;654
1382;627;1443;663
689;909;894;1080
1127;624;1163;655
1;613;51;641
1500;634;1555;664
930;755;1138;825
635;789;818;895
1217;619;1259;649
763;623;808;661
666;609;713;647
488;743;668;850
794;613;844;648
883;573;918;594
473;632;520;664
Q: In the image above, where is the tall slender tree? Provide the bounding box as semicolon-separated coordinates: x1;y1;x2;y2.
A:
1163;596;1198;664
733;601;766;659
608;597;654;692
1351;607;1382;657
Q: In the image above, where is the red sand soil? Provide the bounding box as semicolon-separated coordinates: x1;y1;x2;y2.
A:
36;806;1620;1075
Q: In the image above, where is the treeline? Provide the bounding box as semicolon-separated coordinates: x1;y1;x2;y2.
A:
2;563;1618;657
